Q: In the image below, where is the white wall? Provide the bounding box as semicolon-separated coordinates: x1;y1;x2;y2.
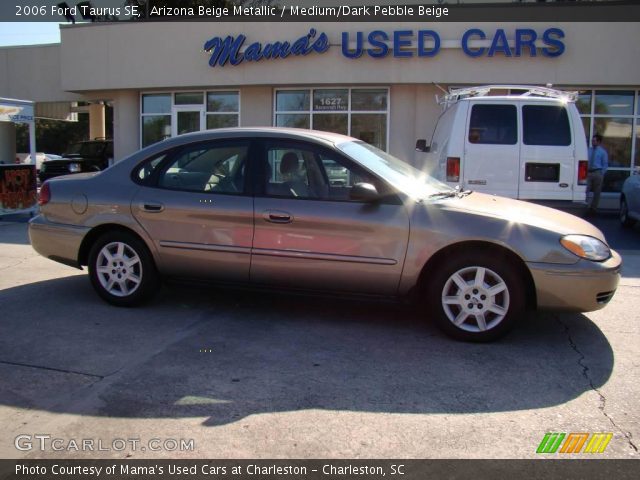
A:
0;45;82;102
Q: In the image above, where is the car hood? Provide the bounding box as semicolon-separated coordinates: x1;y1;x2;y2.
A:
443;192;607;243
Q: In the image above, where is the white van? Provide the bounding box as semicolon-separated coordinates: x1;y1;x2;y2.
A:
416;85;589;201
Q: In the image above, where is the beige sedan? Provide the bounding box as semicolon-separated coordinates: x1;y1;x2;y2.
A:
29;128;621;341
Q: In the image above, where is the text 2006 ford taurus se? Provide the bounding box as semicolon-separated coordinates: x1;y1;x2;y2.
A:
29;128;621;341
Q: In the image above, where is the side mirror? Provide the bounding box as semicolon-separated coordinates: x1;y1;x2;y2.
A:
350;182;380;202
415;139;430;152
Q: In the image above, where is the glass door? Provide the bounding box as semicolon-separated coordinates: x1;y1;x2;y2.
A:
172;106;204;137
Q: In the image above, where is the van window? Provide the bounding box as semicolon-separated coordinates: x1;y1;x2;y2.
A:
468;105;517;145
523;105;571;146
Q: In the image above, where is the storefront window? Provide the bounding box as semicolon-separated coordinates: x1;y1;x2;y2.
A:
206;115;238;129
313;114;348;135
276;91;310;112
581;117;591;145
274;88;389;150
594;90;634;116
351;114;387;151
594;117;632;168
576;91;592;115
276;114;310;129
313;90;348;112
578;89;639;192
142;94;171;114
207;92;239;112
351;89;387;111
142;115;171;147
141;91;239;147
206;91;239;129
174;92;204;105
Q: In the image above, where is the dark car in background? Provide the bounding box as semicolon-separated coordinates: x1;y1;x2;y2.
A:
38;139;113;183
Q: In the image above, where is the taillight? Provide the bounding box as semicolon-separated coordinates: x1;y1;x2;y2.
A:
578;160;588;185
38;182;50;206
446;157;460;182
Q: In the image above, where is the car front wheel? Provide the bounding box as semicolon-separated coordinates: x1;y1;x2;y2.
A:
427;254;524;342
88;231;159;306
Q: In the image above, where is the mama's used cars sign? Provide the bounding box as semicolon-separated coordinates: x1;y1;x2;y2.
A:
203;27;565;67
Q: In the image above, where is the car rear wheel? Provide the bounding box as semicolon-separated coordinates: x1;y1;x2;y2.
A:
88;231;159;306
426;253;524;342
620;198;636;228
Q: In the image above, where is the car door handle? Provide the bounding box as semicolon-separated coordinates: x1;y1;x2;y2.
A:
141;203;164;213
264;210;293;224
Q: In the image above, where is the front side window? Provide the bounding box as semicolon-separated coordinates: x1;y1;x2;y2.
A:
523;105;571;146
157;143;248;194
263;143;382;202
468;104;517;145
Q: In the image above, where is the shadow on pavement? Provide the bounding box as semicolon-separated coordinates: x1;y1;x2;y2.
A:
0;276;614;426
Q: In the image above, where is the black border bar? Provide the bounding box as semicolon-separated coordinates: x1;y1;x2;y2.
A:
2;459;640;480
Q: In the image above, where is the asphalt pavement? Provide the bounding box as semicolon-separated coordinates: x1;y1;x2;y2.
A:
0;211;638;459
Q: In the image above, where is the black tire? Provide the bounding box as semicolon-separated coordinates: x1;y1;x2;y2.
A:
88;231;159;307
425;252;525;342
620;197;636;228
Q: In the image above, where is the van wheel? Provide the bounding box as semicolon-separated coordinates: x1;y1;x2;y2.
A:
620;198;635;228
426;254;524;342
88;231;159;307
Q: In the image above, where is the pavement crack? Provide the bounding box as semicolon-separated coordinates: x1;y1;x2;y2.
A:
0;359;104;379
555;316;638;453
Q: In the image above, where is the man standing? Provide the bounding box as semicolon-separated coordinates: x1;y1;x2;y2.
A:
586;133;608;216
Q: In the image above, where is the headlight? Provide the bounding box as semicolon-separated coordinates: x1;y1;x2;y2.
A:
68;163;82;173
40;163;47;172
560;235;611;261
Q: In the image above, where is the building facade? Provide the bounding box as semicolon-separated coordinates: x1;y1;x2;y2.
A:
1;20;639;199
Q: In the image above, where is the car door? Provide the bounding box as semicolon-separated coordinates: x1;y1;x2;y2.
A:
131;139;254;281
463;102;520;198
518;102;575;200
251;139;410;295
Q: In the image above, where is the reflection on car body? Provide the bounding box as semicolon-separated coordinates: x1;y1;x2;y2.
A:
29;128;621;342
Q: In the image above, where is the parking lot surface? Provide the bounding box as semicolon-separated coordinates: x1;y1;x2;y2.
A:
0;213;638;459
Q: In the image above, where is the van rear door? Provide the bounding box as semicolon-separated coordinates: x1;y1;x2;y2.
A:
463;102;519;198
518;102;575;200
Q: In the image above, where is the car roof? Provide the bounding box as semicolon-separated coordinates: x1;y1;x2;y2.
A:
164;127;355;145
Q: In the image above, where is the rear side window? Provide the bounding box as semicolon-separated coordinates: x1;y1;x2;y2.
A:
468;105;517;145
523;105;571;146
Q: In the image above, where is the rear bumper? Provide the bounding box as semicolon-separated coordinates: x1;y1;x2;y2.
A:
28;215;89;269
528;250;622;312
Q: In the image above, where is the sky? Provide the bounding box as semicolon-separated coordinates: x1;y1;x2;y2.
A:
0;23;62;47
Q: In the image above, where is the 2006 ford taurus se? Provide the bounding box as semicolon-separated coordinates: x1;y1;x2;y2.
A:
29;128;621;341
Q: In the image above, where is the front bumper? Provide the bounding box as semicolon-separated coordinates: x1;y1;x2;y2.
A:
528;250;622;312
28;215;90;269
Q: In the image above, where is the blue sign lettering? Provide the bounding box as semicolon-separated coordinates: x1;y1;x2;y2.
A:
204;28;329;67
204;27;565;68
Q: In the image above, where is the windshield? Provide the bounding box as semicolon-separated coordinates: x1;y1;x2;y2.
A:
337;141;453;199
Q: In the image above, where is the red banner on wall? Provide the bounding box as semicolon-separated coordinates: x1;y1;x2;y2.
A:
0;165;37;214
